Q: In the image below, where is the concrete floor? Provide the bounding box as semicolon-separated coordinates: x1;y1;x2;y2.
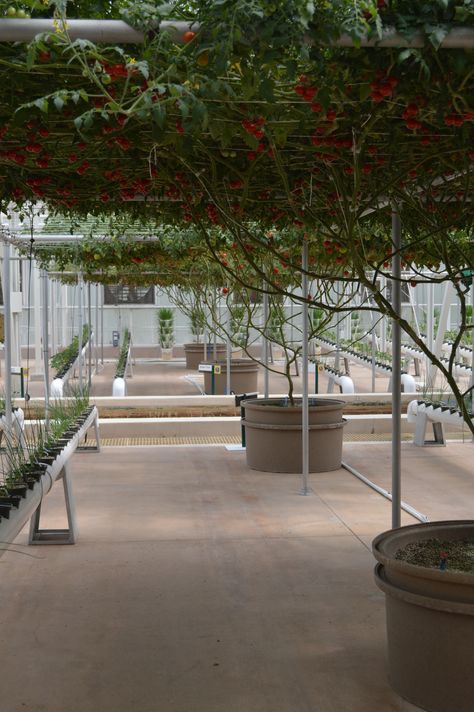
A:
2;441;473;711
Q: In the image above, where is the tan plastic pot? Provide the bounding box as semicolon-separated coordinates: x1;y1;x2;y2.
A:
202;358;259;395
373;521;474;712
184;343;227;370
243;397;345;473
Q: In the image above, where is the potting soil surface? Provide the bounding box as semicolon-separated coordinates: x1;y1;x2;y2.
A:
396;538;474;574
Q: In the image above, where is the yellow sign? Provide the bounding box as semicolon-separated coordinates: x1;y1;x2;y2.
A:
318;364;324;373
214;364;222;375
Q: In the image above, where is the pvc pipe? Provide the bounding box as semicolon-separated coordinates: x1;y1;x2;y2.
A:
391;208;402;529
341;462;428;523
0;406;99;555
2;241;12;434
301;240;309;496
0;19;472;48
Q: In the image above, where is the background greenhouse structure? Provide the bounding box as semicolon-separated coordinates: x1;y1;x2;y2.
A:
0;2;473;712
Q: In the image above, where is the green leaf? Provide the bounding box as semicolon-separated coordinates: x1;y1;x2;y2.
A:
152;104;166;128
53;95;65;111
34;98;48;113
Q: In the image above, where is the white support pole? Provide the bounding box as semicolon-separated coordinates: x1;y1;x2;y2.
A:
391;208;402;529
87;282;92;390
301;240;310;496
40;268;50;422
226;300;231;395
2;242;13;435
95;283;99;374
78;275;84;393
61;282;68;347
427;282;455;387
50;279;56;358
33;260;42;377
100;284;104;364
380;276;387;353
263;287;269;398
426;282;434;379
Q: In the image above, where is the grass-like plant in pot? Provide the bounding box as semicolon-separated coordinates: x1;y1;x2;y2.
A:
157;307;175;360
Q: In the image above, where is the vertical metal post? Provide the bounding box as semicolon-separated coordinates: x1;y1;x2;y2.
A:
33;259;42;376
78;275;84;393
50;279;56;358
380;276;386;353
301;240;310;496
335;309;341;371
100;284;104;364
471;276;474;427
226;300;231;395
40;269;50;423
391;208;402;529
263;287;269;398
95;283;99;374
87;282;92;390
2;242;13;434
371;329;376;392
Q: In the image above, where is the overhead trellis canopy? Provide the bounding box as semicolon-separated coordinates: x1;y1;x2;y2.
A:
0;0;471;239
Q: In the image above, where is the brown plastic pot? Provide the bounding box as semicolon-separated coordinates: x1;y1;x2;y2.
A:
184;343;227;370
373;521;474;712
202;358;259;395
243;397;345;473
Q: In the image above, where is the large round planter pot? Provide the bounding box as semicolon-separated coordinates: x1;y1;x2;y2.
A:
373;520;474;712
243;397;345;473
202;358;259;395
184;343;227;370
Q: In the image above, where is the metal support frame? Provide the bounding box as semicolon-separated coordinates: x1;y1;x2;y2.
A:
95;283;100;374
28;462;78;545
391;208;402;529
40;268;50;423
300;240;310;496
427;282;454;387
262;287;269;398
87;282;92;389
2;242;12;434
77;274;84;392
413;413;446;447
226;301;231;395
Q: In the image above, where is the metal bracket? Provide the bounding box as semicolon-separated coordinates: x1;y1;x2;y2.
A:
413;412;446;447
28;463;78;545
76;414;101;452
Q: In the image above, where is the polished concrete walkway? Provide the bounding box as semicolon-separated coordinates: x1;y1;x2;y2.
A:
1;442;472;711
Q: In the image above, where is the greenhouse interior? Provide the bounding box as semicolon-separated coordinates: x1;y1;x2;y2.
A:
0;2;473;711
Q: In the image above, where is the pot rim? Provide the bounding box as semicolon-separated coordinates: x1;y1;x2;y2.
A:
372;520;474;584
243;396;346;412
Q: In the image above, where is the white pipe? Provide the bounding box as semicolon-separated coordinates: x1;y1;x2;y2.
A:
0;19;472;48
391;207;402;529
301;240;309;495
112;377;126;397
341;461;429;523
2;241;12;434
